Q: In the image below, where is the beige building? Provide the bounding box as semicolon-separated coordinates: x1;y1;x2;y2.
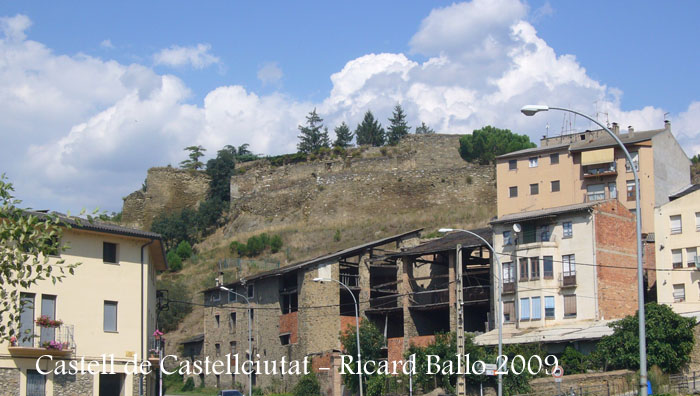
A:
478;200;640;352
495;121;690;234
0;213;167;396
655;185;700;314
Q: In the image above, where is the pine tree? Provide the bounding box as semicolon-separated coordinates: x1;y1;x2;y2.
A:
297;109;328;153
387;104;411;145
355;110;385;147
333;122;353;147
180;145;206;170
320;126;331;149
415;122;435;135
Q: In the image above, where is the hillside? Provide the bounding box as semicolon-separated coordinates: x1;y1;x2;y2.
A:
126;134;497;346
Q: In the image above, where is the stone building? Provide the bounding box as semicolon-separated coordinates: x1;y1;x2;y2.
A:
0;212;168;396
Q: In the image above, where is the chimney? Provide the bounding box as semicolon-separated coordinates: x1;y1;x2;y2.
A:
611;122;620;135
664;120;671;130
628;125;634;136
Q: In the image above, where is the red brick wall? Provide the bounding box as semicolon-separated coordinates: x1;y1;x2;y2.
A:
279;311;298;344
387;337;404;368
644;239;656;294
594;200;638;319
408;335;436;348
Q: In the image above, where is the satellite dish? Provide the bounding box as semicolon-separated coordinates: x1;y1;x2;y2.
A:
513;223;522;233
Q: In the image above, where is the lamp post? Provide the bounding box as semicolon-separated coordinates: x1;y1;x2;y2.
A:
438;228;503;396
313;277;363;396
220;286;253;396
521;105;647;396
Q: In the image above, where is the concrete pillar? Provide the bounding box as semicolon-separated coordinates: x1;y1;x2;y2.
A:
358;252;371;316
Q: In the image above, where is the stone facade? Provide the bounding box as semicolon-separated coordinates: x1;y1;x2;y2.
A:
53;372;94;396
0;368;20;396
121;167;210;230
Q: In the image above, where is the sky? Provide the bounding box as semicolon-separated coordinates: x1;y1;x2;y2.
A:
0;0;698;213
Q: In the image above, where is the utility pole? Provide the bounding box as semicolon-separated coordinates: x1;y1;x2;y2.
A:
456;244;466;396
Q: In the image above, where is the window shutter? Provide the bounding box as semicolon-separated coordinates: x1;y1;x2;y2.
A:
564;295;577;316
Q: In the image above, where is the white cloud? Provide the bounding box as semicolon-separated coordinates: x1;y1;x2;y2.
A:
1;2;699;214
153;43;220;69
100;39;114;49
257;62;283;85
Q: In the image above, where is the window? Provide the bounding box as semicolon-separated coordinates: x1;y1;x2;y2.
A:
503;231;512;246
230;341;237;354
586;183;605;201
282;292;298;314
625;151;639;172
215;343;221;357
229;313;236;332
211;291;221;303
562;222;573;238
530;183;539;195
539;225;550;242
522;222;536;244
247;284;255;299
26;370;45;396
104;301;118;332
551;180;560;192
280;334;291;345
529;157;538;167
543;256;554;279
626;180;636;201
519;258;529;281
40;295;56;346
19;293;35;347
562;254;576;277
520;298;530;320
696;212;700;231
530;257;540;280
672;249;683;269
531;297;541;320
509;186;518;198
227;290;237;303
509;159;517;170
550;153;559;164
503;301;515;323
545;296;555;318
673;284;686;303
103;242;118;264
688;248;698;268
564;295;577;317
503;262;515;284
609;182;617;199
670;215;682;234
214;314;220;328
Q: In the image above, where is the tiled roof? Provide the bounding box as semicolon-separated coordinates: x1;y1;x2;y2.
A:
490;201;600;224
669;184;700;201
568;128;665;152
388;227;492;257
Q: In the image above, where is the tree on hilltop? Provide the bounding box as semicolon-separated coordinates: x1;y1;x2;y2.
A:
355;110;385;147
297;109;330;154
180;145;206;170
387;104;411;145
459;126;535;165
333;122;353;148
415;122;435;134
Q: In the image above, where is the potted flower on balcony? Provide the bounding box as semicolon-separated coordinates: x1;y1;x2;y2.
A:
35;315;63;328
9;336;17;347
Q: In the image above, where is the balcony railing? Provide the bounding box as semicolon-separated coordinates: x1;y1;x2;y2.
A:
503;282;515;293
583;162;617;178
410;289;449;306
560;273;577;287
9;324;75;358
148;335;165;366
340;273;360;288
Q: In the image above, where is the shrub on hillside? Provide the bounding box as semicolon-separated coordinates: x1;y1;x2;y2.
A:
175;240;192;260
246;235;265;256
166;251;183;272
293;373;321;396
182;377;195;391
270;235;283;253
459;125;536;165
230;241;248;257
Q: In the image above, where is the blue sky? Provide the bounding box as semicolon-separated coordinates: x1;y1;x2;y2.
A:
0;0;698;212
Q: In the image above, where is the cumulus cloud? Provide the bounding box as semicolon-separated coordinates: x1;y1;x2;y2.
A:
100;39;114;49
257;62;283;85
1;2;698;213
153;43;221;69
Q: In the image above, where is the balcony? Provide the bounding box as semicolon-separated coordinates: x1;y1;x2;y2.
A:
340;273;360;288
8;324;75;358
409;289;449;309
560;273;577;288
583;162;617;178
147;333;165;367
502;282;515;294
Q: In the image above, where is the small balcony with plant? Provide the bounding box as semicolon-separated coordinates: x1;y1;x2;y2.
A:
148;329;164;367
8;316;75;358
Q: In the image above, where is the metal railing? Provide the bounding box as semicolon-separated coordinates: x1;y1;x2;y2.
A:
17;324;75;351
560;273;577;287
340;273;360;287
583;162;617;177
670;370;700;393
516;381;638;396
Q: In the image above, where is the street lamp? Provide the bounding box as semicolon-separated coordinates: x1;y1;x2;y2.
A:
219;285;253;396
313;277;364;396
438;228;504;396
521;104;647;396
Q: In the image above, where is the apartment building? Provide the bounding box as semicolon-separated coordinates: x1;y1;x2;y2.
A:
0;213;168;396
655;185;700;314
495;121;690;235
478;200;639;352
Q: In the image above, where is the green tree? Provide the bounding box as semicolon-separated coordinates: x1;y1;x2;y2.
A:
206;148;236;202
166;251;182;272
297;109;329;153
194;198;226;235
334;122;354;148
246;235;265;256
229;241;248;257
387;104;411;145
459;126;536;165
270;235;283;253
690;153;700;164
150;208;198;250
415;122;435;134
293;372;321;396
0;176;83;343
560;346;588;374
355;110;385;147
339;320;385;394
156;277;193;332
180;145;206;170
593;303;695;373
175;240;192;260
